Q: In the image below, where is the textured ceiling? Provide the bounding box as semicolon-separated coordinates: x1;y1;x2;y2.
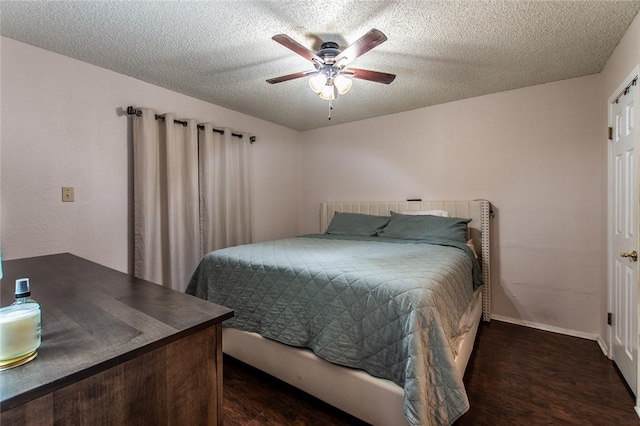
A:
1;1;639;131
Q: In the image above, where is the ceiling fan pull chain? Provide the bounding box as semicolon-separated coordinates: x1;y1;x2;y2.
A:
328;100;333;120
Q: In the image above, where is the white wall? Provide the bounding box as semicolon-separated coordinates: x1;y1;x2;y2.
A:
600;12;640;344
300;74;602;336
1;37;302;273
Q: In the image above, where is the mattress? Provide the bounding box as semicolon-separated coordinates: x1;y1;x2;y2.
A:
186;234;481;425
222;287;483;426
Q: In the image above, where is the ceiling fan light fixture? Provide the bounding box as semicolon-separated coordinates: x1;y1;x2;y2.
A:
309;72;328;94
319;83;337;101
268;29;395;113
334;74;353;95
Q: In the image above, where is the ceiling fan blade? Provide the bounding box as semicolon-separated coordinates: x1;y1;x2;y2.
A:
272;34;323;64
334;29;387;66
266;70;316;84
347;68;396;84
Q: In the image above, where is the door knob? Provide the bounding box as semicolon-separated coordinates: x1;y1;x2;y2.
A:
620;250;638;262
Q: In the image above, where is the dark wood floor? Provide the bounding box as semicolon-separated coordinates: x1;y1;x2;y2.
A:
223;321;639;425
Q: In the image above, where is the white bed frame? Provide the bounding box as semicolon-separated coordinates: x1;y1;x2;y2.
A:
223;200;492;425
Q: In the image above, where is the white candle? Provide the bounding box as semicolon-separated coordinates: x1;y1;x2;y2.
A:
0;304;41;361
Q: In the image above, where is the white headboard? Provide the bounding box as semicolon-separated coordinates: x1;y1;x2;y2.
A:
320;200;492;321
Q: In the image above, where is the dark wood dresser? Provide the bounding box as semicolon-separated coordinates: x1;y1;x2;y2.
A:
0;253;233;425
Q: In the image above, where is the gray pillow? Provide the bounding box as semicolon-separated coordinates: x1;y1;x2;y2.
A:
325;212;390;236
378;212;471;242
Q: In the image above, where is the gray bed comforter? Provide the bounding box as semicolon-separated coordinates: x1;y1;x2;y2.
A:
186;234;481;425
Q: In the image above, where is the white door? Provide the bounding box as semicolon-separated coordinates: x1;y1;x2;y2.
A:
610;72;639;395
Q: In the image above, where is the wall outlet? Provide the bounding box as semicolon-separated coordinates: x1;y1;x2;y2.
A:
62;187;74;202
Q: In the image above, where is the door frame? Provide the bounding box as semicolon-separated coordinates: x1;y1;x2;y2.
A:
607;64;640;410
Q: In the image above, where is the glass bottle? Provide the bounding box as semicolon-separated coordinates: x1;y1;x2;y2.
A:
10;278;42;347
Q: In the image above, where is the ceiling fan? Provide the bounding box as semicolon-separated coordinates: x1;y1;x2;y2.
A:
266;28;396;102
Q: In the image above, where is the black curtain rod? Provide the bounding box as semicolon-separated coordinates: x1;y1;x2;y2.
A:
126;106;256;143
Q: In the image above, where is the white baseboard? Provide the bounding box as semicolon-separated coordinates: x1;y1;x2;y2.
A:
490;314;599;341
596;336;609;357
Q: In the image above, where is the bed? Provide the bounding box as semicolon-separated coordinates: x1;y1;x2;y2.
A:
186;200;492;425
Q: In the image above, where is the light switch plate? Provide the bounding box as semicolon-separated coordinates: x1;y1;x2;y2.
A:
62;187;74;202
